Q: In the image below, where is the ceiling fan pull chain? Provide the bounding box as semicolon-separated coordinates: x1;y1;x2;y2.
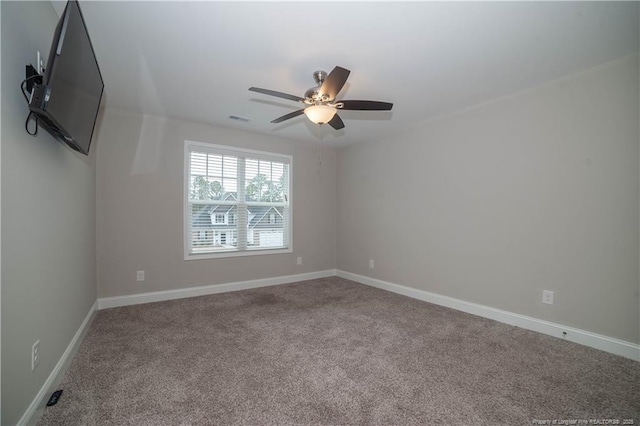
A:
317;122;322;166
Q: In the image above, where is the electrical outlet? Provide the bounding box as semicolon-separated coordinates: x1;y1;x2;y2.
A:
37;51;43;74
136;270;145;281
542;290;554;305
369;259;375;269
32;340;40;371
297;257;302;265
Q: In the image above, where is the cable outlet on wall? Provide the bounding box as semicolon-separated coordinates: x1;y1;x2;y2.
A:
369;259;375;269
32;340;40;371
297;256;302;265
542;290;554;305
136;270;145;282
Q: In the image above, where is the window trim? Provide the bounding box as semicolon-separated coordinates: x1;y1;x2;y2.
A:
184;140;293;260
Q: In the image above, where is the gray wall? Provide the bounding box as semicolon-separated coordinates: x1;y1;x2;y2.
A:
95;109;337;298
337;55;640;344
1;2;98;424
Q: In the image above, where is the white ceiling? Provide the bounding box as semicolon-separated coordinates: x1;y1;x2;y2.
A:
55;1;638;148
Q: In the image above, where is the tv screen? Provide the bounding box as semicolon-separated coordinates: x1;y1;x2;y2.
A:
28;0;104;155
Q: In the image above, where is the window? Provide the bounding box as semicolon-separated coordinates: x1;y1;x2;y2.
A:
185;141;291;259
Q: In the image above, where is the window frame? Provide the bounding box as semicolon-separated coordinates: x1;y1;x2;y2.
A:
184;140;292;260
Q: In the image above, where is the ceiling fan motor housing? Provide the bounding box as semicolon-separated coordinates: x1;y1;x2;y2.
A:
305;70;329;103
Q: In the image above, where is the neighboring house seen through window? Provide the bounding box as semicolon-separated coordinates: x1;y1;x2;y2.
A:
185;141;291;258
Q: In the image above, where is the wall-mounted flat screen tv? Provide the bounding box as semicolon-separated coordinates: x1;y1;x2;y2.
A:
28;0;104;155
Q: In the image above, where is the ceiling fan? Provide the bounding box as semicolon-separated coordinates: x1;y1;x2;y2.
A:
249;66;393;130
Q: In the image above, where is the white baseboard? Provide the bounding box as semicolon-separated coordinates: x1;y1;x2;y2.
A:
19;301;98;426
337;270;640;362
97;269;337;310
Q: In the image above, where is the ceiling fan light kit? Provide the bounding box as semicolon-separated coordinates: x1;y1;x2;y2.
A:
249;66;393;130
304;104;337;124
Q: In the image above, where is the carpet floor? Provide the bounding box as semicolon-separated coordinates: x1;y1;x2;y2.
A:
38;277;639;425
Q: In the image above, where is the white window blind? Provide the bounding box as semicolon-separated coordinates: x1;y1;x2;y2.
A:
185;141;291;258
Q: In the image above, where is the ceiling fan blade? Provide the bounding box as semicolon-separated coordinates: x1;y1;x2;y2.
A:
271;109;305;123
338;100;393;111
249;87;304;103
319;66;350;101
327;114;345;130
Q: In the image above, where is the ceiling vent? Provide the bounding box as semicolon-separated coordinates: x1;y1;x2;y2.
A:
229;115;251;123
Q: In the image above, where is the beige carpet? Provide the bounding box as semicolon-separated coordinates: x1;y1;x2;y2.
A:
39;277;639;425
